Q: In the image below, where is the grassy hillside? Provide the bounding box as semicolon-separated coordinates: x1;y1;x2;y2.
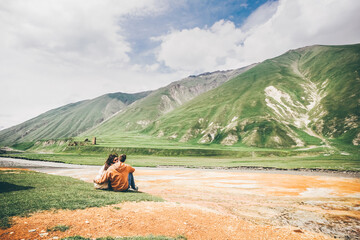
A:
0;91;151;146
2;44;359;157
141;44;360;149
83;65;256;137
298;45;360;144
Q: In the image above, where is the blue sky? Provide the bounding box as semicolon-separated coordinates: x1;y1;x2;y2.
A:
0;0;359;130
123;0;271;68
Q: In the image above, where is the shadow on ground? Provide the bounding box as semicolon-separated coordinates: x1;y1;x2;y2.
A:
0;182;34;193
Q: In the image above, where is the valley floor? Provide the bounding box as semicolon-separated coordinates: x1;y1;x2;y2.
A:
1;158;360;239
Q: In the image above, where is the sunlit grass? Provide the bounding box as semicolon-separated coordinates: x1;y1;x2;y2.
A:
0;170;162;228
2;151;359;171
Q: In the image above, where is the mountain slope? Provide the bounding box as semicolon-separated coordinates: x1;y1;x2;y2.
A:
143;44;360;148
0;91;151;146
84;64;257;136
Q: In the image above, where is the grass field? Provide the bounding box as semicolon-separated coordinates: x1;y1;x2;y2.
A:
2;130;359;171
0;169;162;229
2;151;360;171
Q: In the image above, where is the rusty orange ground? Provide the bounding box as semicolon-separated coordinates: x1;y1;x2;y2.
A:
1;167;360;240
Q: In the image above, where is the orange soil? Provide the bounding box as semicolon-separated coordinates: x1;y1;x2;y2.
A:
1;202;331;240
0;167;30;171
2;167;359;240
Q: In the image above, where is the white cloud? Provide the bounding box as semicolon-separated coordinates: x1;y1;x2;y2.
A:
155;0;360;72
0;0;166;66
1;0;360;130
241;0;360;63
241;1;279;31
155;20;245;73
0;0;175;129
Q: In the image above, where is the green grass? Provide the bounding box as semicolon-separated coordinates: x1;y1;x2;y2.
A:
0;92;151;147
1;44;359;152
2;131;358;171
82;68;251;138
289;126;323;145
0;170;162;229
62;235;186;240
95;44;359;149
2;150;359;171
10;142;35;151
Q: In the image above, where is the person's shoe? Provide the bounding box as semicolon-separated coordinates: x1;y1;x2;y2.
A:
133;186;138;191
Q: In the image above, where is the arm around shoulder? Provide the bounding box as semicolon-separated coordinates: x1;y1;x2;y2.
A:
95;170;110;184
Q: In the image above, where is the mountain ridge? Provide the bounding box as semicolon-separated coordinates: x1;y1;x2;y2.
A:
83;64;257;136
1;43;359;151
141;44;360;148
0;91;151;146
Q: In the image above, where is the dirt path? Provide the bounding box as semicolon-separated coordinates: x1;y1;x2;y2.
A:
1;158;360;239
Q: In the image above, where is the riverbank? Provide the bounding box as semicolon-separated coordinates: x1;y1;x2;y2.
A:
1;156;359;178
1;157;360;239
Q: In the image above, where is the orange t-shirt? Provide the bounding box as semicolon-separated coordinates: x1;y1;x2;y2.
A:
95;162;135;191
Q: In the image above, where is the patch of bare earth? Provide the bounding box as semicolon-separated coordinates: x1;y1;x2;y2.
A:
2;201;330;240
1;166;360;239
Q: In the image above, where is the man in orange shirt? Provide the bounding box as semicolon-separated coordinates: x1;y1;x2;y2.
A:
94;154;138;191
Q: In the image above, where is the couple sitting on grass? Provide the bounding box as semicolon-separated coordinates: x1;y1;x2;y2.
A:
93;153;138;192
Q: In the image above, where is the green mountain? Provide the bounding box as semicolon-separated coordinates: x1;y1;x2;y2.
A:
84;64;256;136
2;44;359;151
0;91;151;146
142;44;360;148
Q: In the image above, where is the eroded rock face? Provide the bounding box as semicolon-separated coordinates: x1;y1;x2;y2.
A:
353;132;360;146
180;128;201;142
136;120;151;128
166;60;335;148
159;67;256;115
198;122;221;144
264;74;327;141
159;95;175;114
42;140;56;146
221;133;238;145
345;115;359;129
